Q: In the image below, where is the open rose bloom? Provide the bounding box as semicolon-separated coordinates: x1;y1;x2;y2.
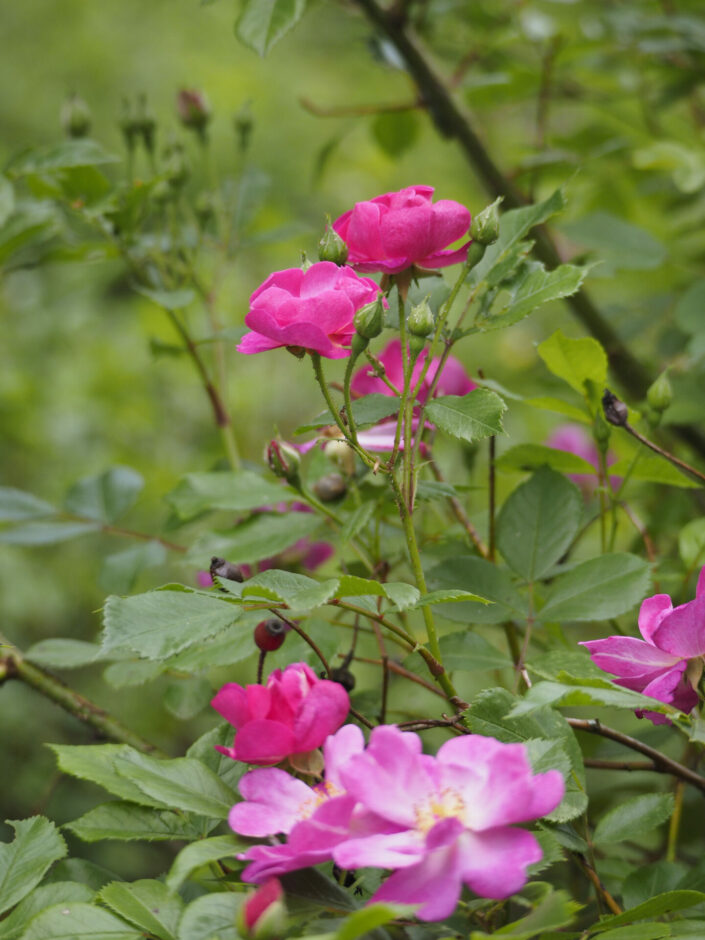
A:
237;261;383;359
333;186;471;274
581;568;705;724
229;724;564;922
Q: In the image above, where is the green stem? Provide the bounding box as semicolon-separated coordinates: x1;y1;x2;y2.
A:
388;295;409;472
310;353;378;471
0;634;164;756
667;780;684;862
343;349;362;447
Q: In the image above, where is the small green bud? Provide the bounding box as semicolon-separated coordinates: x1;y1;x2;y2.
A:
318;216;348;265
465;241;486;269
470;197;502;246
266;439;300;485
407;298;434;338
354;297;384;339
646;370;672;414
233;101;254;153
61;93;91;139
119;99;140;152
408;333;427;359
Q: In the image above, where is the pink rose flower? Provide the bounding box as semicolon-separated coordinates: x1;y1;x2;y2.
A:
239;879;286;939
333;186;471;274
231;725;564;922
546;424;620;494
237;262;383;359
351;337;475;403
581;569;705;724
211;663;350;765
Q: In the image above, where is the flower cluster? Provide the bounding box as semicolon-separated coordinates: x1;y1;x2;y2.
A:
228;723;564;921
581;568;705;724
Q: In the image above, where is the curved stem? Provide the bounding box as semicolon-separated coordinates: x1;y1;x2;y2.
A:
310;353;378;471
343;350;362;447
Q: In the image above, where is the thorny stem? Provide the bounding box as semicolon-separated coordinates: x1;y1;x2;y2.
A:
388;294;409;473
0;633;164;756
342;349;362;447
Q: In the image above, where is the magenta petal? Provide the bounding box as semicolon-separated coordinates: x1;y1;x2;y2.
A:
372;838;465;922
323;724;365;790
638;594;673;643
580;636;682;678
429;199;471;248
334;830;424;871
236;331;283;355
230;768;314;836
640;664;696;714
417;243;471;270
698;566;705;598
651;594;705;658
232;719;296;765
211;683;250;727
459;827;542;900
293;680;349;752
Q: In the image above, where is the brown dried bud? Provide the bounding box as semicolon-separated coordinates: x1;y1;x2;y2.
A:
209;556;244;583
602;389;629;427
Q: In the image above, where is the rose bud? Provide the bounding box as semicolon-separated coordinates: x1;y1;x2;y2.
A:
353;297;385;340
234;101;254;153
266;440;301;485
407;298;434;338
237;878;287;940
61;93;91;139
254;618;289;653
318;216;349;266
177;88;212;136
313;472;347;502
470;196;502;246
646;371;672;415
209;556;245;583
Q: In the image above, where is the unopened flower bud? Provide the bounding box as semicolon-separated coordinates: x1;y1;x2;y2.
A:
353;297;384;340
233;101;254;153
470;197;502;246
61;94;91;139
408;333;427;358
323;439;355;476
266;440;301;484
177;89;211;138
209;556;245;583
602;389;629;428
313;472;347;502
646;371;672;414
318;216;349;265
237;878;287;940
465;241;486;269
407;298;434;338
254;618;288;653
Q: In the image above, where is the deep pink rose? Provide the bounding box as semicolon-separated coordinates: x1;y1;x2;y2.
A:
581;567;705;724
351;338;475;403
333;186;471;274
237;262;383;359
211;662;350;765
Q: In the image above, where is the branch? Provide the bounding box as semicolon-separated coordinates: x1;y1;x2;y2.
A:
350;0;705;460
568;718;705;796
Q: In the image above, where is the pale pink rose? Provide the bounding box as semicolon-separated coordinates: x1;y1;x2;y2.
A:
211;663;349;765
333;186;471;274
581;568;705;725
237;262;383;359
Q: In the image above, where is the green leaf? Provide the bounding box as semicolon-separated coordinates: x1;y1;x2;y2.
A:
166;835;245;891
177;893;242;940
496;468;583;582
114;751;237;818
187;511;322;566
295;394;399;434
634;140;705;194
98;541;167;595
383;582;421;610
481;262;587;332
20;902;142;940
481;889;580;938
372;111;419;158
561;211;666;273
537;329;608;396
336;904;413;940
167;471;291;520
509;678;672;718
0;177;15;227
163;677;213;719
425;389;507;443
593;891;705;931
64;467;144;524
538;553;651;621
280;868;357;912
99;880;184;940
596;927;670;940
0;883;93;940
497;443;595;476
241;568;335;608
0;520;100;545
0;817;66;916
593;793;674;846
610;455;699;488
679;518;705;568
25;639;103;669
65;802;205;843
9;140;119;174
102;588;241;660
675;279;705;334
426;556;528;623
0;487;55;522
437;631;512;671
51;745;167;807
340;502;375;543
235;0;309;56
408;588;491;609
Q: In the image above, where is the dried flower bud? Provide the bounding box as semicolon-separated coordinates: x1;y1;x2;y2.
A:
330;666;356;692
470;197;502;246
254;618;288;653
313;472;347;502
353;297;384;340
646;371;672;414
318;216;349;265
266;439;301;484
237;878;287;940
61;94;91;139
407;298;434;338
209;556;245;583
602;389;629;427
177;88;211;136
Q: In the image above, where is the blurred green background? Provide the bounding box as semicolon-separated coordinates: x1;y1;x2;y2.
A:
3;0;705;875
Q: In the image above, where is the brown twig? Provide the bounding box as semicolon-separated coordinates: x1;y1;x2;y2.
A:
573;853;623;916
583;758;660;772
346;654;446;698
